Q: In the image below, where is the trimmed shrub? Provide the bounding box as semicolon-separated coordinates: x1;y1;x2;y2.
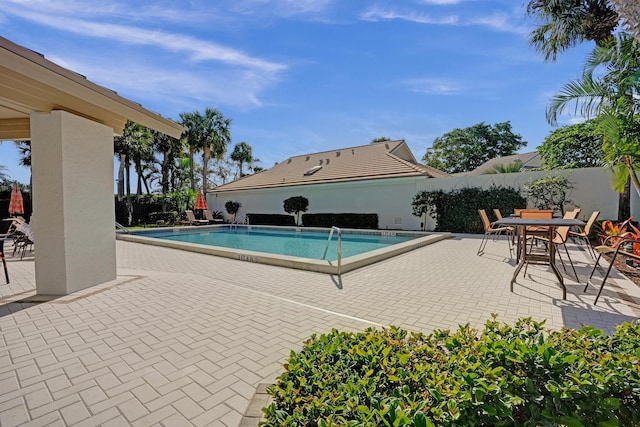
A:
262;317;640;426
248;213;296;226
302;213;378;229
412;186;526;233
148;211;179;225
283;196;309;225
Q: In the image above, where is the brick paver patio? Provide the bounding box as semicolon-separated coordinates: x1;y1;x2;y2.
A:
1;235;639;426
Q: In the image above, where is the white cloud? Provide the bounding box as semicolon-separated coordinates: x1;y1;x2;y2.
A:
360;6;525;34
50;54;277;114
403;78;464;95
0;0;289;112
232;0;334;16
1;0;218;24
417;0;464;4
469;12;528;35
360;8;458;25
2;8;285;73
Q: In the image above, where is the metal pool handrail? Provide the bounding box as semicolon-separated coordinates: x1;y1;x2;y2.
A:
322;226;342;275
115;222;129;233
230;215;249;230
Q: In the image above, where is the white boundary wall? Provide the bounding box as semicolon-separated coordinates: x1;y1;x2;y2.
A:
207;167;638;231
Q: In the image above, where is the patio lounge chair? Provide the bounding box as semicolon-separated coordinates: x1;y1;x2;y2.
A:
11;220;34;260
185;210;208;226
477;209;513;256
203;210;224;224
0;219;12;283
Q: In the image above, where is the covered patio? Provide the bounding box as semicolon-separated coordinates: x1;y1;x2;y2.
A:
0;236;638;425
0;36;183;296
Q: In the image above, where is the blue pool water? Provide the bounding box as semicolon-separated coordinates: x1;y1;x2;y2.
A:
142;227;416;261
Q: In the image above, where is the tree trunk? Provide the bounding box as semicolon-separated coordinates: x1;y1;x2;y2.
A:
189;146;196;192
618;176;631;221
202;146;210;193
117;153;126;202
125;152;133;225
135;159;143;201
142;174;151;195
162;150;169;194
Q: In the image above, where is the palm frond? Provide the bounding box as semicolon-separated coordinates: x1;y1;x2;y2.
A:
547;74;609;124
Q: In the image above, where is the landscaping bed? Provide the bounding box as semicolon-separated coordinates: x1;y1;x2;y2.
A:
261;317;640;426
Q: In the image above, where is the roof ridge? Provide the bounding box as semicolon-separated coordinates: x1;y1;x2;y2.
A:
285;139;405;161
386;152;449;177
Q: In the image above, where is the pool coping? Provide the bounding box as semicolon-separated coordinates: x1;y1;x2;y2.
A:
117;225;451;275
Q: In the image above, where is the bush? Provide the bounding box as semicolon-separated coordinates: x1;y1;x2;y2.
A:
262;317;640;426
225;200;241;220
148;211;179;225
248;213;296;226
524;175;574;215
284;196;309;225
412;186;526;233
302;213;378;229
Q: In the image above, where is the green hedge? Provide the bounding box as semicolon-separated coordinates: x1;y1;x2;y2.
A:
413;186;526;233
261;317;640;426
148;211;179;225
248;213;296;226
302;213;378;229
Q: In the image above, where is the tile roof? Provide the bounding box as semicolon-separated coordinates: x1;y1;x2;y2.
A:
461;151;541;176
210;140;448;192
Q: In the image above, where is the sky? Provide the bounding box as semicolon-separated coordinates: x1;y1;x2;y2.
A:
0;0;594;187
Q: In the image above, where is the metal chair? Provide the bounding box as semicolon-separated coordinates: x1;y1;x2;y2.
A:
585;236;640;305
569;211;600;259
0;240;8;284
530;210;580;281
477;209;513;256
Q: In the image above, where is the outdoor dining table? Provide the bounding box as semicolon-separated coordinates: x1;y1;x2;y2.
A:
495;217;585;299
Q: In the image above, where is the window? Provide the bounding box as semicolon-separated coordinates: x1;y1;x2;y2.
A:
304;165;322;176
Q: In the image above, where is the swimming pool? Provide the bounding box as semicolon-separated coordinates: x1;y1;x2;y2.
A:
118;225;450;274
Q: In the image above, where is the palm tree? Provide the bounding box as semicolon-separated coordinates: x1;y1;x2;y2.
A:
14;140;31;189
152;130;183;194
114;121;153;224
179;108;231;192
179;111;202;192
200;108;231;192
172;155;192;192
114;129;130;202
547;33;640;219
128;126;154;200
599;97;640;196
484;161;523;174
230;141;257;178
610;0;640;41
526;0;618;61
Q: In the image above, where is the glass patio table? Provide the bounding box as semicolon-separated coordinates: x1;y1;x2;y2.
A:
495;217;584;299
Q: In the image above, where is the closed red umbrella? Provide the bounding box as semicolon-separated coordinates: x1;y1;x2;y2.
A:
194;192;208;211
8;182;24;216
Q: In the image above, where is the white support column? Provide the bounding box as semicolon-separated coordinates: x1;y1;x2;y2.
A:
30;110;116;295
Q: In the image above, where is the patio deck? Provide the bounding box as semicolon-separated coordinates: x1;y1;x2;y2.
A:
1;236;639;426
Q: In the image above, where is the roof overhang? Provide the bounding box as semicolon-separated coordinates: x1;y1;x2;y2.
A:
0;36;184;140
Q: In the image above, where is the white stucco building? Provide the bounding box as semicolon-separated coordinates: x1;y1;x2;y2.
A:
208;141;635;231
207;140;448;230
